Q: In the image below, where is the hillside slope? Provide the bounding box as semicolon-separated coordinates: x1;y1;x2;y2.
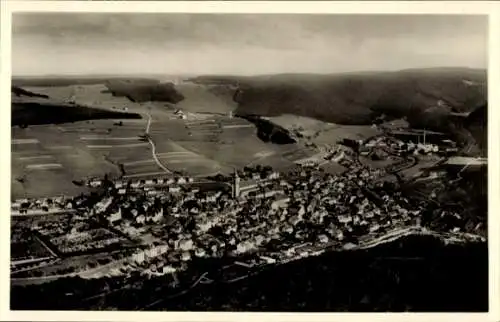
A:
11;86;49;99
188;68;486;149
11;87;142;126
104;81;184;104
174;83;238;114
465;104;487;155
191;68;486;123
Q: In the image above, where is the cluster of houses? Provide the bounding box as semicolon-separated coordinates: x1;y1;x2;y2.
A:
11;195;81;215
361;135;458;157
99;160;426;276
88;176;195;193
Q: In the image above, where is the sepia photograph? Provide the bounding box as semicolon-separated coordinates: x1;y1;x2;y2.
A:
6;9;490;314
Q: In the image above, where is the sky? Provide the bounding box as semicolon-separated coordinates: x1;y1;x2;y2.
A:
12;13;488;76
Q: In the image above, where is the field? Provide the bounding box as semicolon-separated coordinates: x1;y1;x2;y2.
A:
174;82;238;114
11;106;365;198
11;124;120;199
14;75;453;199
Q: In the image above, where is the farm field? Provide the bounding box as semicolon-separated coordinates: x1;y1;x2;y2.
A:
313;124;380;142
12;82;372;198
11;122;145;198
266;114;380;144
11;111;325;198
151;140;231;176
174;83;238;114
23;85;145;114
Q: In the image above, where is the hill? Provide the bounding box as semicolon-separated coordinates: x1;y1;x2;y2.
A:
191;69;485;123
465;104;487;155
104;81;184;104
12;76;160;87
12;101;142;126
174;83;238;114
11;88;142;126
11;69;486;150
11;86;49;99
187;68;486;150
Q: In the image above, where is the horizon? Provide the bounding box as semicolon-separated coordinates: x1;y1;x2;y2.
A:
12;14;487;76
11;66;488;79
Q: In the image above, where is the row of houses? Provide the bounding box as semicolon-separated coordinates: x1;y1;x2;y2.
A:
88;176;195;189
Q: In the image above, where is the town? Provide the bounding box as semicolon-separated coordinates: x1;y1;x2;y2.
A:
11;127;486;286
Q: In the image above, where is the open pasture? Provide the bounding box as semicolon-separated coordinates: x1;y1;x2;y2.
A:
13;166;89;199
174;83;237;114
312;124;380;145
265;114;380;147
22;85;148;115
12;83;347;195
177;135;269;168
178;137;298;172
57;119;145;134
11;126;91;198
151;140;230;176
281;146;317;162
123;162;166;177
11;122;156;198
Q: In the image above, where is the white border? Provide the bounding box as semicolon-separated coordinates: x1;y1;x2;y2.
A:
1;2;499;322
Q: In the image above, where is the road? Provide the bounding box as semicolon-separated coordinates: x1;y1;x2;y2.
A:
11;209;77;217
145;113;171;174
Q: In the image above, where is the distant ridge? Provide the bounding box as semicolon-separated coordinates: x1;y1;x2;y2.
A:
11;86;49;99
11;86;142;126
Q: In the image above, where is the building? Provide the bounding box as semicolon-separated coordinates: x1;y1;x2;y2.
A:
169;186;181;193
136;214;146;224
146;247;158;258
151;208;164;222
89;179;102;188
95;197;113;214
134;251;145;263
233;169;240;199
267;171;280;180
338;214;353;224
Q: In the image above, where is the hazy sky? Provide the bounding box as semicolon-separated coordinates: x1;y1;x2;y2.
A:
12;13;487;76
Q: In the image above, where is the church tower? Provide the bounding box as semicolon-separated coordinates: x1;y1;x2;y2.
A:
233;168;240;199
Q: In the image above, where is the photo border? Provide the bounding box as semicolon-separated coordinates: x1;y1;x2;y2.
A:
1;1;498;321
